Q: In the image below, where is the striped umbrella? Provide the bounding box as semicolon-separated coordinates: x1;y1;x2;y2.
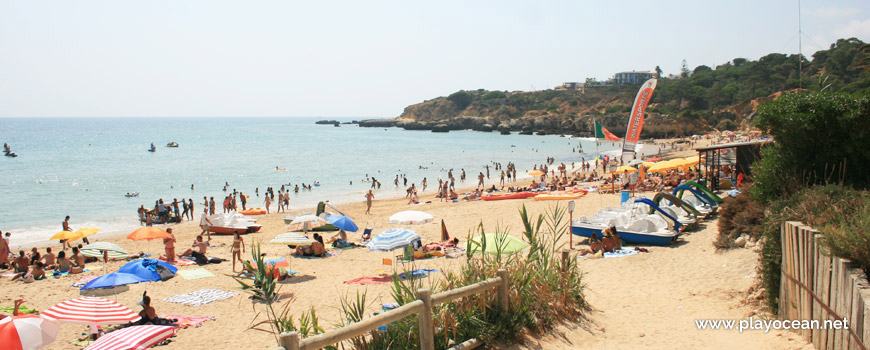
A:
84;325;176;350
0;314;60;350
40;297;140;330
366;228;420;252
269;232;312;245
286;215;328;232
81;242;128;260
388;210;434;225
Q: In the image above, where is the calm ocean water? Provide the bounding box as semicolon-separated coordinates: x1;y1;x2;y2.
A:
0;117;620;247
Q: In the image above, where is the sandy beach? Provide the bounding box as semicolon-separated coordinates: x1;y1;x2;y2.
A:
0;138;808;350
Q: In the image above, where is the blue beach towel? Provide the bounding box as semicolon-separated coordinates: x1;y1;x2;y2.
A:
398;269;438;279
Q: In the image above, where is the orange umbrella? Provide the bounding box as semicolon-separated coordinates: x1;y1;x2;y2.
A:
126;227;171;241
528;170;545;176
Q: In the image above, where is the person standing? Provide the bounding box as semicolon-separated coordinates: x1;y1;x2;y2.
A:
209;197;216;215
163;228;176;263
275;191;284;213
477;172;485;189
231;231;245;272
264;193;272;214
188;198;195;221
240;192;247;211
283;191;290;211
0;231;9;266
61;216;73;249
365;190;374;215
181;199;190;221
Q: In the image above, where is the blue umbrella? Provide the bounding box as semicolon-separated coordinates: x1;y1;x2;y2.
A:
326;214;359;232
117;259;177;282
81;272;149;290
366;228;420;252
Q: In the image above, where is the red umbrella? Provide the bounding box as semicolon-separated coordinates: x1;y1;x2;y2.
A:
40;297;140;332
0;314;60;350
84;325;176;350
126;227;171;241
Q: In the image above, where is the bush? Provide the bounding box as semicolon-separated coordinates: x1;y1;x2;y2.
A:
715;185;764;249
333;204;586;349
447;91;473;110
757;185;868;313
751;92;870;204
822;202;870;278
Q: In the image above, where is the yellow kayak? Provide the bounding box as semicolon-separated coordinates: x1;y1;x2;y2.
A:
533;191;587;201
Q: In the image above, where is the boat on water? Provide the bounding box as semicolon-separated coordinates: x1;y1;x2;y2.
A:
571;199;683;246
202;212;262;234
125;192;140;198
166;142;179;148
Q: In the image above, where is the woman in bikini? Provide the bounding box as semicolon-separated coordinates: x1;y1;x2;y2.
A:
579;233;602;256
231;231;245;272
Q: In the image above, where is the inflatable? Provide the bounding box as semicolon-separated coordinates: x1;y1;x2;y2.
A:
239;208;267;215
481;192;537;201
533;191;587;201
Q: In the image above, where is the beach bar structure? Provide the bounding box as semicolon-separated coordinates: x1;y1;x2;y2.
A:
693;140;770;191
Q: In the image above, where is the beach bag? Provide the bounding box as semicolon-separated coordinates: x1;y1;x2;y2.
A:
155;265;175;281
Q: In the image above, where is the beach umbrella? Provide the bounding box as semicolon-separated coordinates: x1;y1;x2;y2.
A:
81;242;128;260
366;228;421;252
468;233;528;255
269;232;312;245
647;157;662;162
528;169;545;176
84;325;176;350
117;259;177;282
614;165;638;173
127;227;171;241
388;210;434;225
326;214;359;232
81;272;150;290
627;159;644;166
0;314;60;350
287;215;328;232
50;230;78;241
40;297;140;333
681;157;700;165
440;219;450;241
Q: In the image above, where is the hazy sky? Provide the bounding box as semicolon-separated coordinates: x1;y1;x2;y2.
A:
1;0;868;118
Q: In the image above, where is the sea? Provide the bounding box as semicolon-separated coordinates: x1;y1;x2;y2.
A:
0;117;623;248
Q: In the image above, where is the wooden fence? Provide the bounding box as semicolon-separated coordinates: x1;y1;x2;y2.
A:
780;221;870;350
275;269;510;350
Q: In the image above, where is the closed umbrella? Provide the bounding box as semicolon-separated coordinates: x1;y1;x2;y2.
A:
468;233;528;255
84;325;176;350
388;210;434;225
127;227;171;241
40;297;140;333
326;214;358;232
269;232;312;245
366;228;421;252
0;315;60;350
81;272;149;290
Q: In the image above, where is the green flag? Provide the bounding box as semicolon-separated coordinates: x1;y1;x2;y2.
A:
595;121;620;141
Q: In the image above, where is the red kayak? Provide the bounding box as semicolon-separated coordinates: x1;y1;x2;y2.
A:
481;192;538;201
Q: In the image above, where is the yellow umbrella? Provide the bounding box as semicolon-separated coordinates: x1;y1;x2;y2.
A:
614;165;638;173
528;169;545;176
681;157;700;165
74;227;100;240
50;230;77;241
646;159;680;173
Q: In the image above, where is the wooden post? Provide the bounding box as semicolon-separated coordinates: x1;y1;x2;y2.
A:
278;331;300;350
561;249;570;272
497;269;509;313
417;289;435;350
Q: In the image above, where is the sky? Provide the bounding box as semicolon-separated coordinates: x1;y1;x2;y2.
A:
0;0;868;118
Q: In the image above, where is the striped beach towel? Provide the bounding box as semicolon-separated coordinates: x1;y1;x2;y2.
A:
163;289;238;307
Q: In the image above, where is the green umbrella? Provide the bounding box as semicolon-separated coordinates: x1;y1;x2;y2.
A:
468;233;528;255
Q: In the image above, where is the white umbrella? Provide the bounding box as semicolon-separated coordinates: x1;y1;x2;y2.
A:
388;210;434;225
366;229;421;252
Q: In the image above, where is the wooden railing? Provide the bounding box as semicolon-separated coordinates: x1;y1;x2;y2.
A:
780;221;869;350
275;269;509;350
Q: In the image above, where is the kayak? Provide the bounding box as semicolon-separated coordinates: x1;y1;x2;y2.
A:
481;192;537;201
533;191;587;201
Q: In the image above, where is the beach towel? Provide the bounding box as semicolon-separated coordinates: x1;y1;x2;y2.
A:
51;268;90;277
290;250;342;259
263;257;289;268
578;249;639;259
398;269;438;279
159;314;216;328
0;305;38;314
159;256;197;266
163;289;238;307
343;276;393;285
70;275;99;288
177;268;215;280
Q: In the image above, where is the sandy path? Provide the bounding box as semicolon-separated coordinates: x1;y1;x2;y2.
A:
510;220;814;350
